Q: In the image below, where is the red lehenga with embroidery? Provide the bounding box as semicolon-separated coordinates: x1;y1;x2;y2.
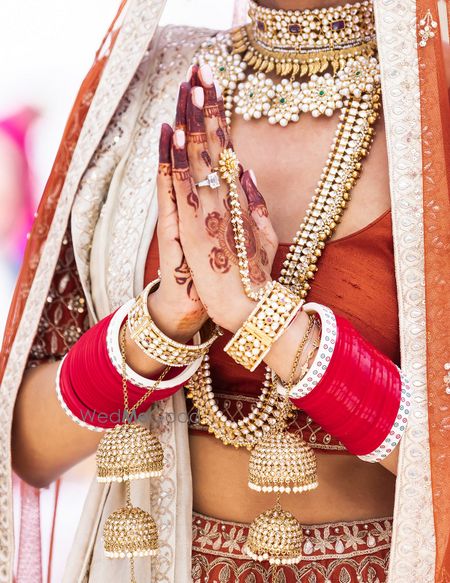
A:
0;1;449;583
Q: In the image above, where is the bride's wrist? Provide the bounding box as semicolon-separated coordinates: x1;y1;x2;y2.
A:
211;294;257;334
147;288;206;343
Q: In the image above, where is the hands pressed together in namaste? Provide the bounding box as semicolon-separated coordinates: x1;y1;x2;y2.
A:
149;63;279;339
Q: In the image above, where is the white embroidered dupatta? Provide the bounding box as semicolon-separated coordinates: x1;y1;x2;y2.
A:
0;1;436;582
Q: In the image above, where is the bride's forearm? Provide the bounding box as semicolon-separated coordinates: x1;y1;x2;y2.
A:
12;361;102;488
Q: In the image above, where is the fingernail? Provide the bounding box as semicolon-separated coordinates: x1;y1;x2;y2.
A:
192;86;204;108
199;64;214;87
174;129;185;149
186;65;193;82
249;169;258;187
214;80;222;97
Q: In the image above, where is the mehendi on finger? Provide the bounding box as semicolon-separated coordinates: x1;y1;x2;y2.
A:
201;150;212;168
175;82;191;130
159;123;173;178
217;98;228;125
241;170;269;218
204;85;221;119
200;81;233;150
260;247;269;267
216;126;227;149
187;96;206;134
172;163;200;213
204;104;221;119
187;91;213;172
158;163;172;178
218;99;233;148
173;145;189;169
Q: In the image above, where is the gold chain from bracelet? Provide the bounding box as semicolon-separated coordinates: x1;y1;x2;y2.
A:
120;323;170;416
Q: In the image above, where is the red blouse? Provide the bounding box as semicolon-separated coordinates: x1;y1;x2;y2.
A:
144;209;400;453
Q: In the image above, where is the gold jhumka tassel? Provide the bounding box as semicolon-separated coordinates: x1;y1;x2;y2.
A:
246;397;318;564
96;324;169;582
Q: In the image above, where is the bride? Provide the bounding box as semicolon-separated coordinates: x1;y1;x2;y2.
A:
1;0;449;582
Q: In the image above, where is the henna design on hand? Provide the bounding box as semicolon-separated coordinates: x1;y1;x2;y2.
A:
216;126;227;149
187;95;206;134
172;167;200;212
159;123;173;162
260;247;269;267
217;98;228;126
173;237;197;300
173;146;189;170
217;99;233;148
187;187;200;212
204;104;221;119
205;211;222;238
158;164;172;178
158;123;173;177
186;92;212;171
241;170;269;218
204;209;267;283
186;133;208;145
197;76;232;150
209;247;231;274
204;85;221;119
201;150;212;168
188;64;200;86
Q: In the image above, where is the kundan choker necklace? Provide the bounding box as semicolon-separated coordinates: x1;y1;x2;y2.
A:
194;0;378;125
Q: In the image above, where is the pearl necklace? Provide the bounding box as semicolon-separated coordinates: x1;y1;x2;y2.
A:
187;360;293;450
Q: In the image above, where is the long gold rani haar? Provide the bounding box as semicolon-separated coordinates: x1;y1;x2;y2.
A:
189;2;381;563
96;325;169;582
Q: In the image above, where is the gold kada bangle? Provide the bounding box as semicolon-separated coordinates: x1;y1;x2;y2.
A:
224;281;303;372
128;279;220;366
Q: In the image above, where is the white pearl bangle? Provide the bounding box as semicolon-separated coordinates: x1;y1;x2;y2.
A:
107;301;203;390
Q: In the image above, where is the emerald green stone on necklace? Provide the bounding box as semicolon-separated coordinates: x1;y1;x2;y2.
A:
219;66;225;72
319;90;325;96
280;97;286;103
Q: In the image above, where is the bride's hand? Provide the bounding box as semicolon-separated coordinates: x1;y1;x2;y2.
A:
148;121;208;342
170;66;278;332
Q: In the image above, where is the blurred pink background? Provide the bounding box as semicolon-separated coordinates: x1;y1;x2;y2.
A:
0;2;237;580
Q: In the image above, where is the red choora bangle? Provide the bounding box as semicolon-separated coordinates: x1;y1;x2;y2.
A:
285;303;411;463
56;302;202;432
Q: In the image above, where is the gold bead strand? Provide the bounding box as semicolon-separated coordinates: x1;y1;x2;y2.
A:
279;89;381;295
